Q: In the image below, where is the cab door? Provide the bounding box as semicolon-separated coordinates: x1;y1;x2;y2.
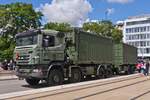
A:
41;34;65;64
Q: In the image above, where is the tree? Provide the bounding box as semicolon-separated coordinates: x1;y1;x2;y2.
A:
0;2;42;38
83;22;101;34
83;20;123;42
44;22;72;32
112;28;123;43
0;2;43;60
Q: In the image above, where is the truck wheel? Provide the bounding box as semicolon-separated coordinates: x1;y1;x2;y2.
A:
98;67;105;79
25;78;40;86
114;68;119;75
47;69;63;86
70;68;82;83
106;67;113;78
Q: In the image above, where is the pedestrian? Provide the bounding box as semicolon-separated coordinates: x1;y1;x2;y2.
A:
2;59;8;70
141;62;146;75
8;60;14;70
146;60;150;76
136;62;142;73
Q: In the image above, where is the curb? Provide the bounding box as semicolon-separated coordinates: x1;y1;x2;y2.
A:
0;75;18;81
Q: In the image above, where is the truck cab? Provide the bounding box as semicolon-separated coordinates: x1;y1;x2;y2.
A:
14;29;66;85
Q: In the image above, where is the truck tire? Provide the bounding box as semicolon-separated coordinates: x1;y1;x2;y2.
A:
47;69;63;86
106;67;113;78
114;67;119;75
70;68;82;83
25;78;40;86
97;67;105;79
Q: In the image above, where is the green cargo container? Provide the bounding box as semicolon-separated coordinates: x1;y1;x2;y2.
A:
113;43;137;67
71;31;114;64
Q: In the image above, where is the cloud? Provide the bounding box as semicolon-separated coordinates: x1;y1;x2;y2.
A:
40;0;92;26
107;0;134;4
106;8;115;15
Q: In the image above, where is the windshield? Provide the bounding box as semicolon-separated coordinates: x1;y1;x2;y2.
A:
16;35;37;46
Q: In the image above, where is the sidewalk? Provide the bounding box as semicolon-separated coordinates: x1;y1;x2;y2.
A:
0;68;18;80
0;75;18;81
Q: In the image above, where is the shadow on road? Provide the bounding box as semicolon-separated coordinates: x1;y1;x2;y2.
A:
21;76;112;89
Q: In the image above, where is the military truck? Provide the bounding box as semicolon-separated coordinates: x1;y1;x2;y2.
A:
14;29;137;86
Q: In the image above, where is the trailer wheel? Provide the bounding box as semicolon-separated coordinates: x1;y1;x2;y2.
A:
114;67;119;75
98;67;105;79
47;69;63;86
25;78;40;86
70;68;82;83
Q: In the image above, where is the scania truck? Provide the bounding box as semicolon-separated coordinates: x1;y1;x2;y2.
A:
14;29;137;86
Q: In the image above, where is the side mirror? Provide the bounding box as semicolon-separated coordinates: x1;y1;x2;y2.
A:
43;39;49;47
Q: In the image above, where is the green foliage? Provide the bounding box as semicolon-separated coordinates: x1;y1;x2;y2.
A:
0;2;42;60
112;28;123;43
83;20;123;43
0;37;15;60
0;2;42;37
44;22;72;32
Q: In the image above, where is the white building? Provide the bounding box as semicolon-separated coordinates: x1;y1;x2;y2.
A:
123;14;150;58
116;21;124;31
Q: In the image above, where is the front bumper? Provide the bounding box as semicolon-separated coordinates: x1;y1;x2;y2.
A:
16;71;46;79
15;66;47;79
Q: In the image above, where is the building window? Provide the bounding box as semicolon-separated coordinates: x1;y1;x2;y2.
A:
125;26;150;34
147;41;150;46
146;48;150;54
140;41;146;47
126;20;150;26
126;29;129;33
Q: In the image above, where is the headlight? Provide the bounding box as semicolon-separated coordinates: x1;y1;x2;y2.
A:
33;69;39;73
33;69;42;73
34;56;40;59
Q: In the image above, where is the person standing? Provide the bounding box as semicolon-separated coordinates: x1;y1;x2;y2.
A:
146;60;150;76
2;59;8;70
136;62;142;73
8;60;13;70
141;62;146;75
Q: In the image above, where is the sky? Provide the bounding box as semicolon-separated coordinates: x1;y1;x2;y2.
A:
0;0;150;26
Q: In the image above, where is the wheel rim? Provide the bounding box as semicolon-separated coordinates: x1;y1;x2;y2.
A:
99;68;105;78
74;72;79;81
53;75;60;83
70;69;82;83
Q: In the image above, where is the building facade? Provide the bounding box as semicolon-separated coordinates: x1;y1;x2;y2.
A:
123;15;150;58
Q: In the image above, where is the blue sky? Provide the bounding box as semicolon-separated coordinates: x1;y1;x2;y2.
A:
88;0;150;22
0;0;150;24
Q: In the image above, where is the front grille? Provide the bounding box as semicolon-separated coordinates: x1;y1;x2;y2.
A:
18;55;30;60
18;61;29;64
17;54;30;64
19;65;32;69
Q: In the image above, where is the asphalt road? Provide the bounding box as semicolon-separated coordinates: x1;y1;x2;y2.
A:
0;75;119;95
0;79;31;95
0;79;66;95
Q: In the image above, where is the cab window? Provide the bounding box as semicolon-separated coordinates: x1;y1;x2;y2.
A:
43;35;55;47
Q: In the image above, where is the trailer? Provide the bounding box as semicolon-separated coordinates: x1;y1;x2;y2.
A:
66;30;113;64
113;43;137;74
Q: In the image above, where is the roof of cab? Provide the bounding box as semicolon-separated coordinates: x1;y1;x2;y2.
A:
15;29;59;37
